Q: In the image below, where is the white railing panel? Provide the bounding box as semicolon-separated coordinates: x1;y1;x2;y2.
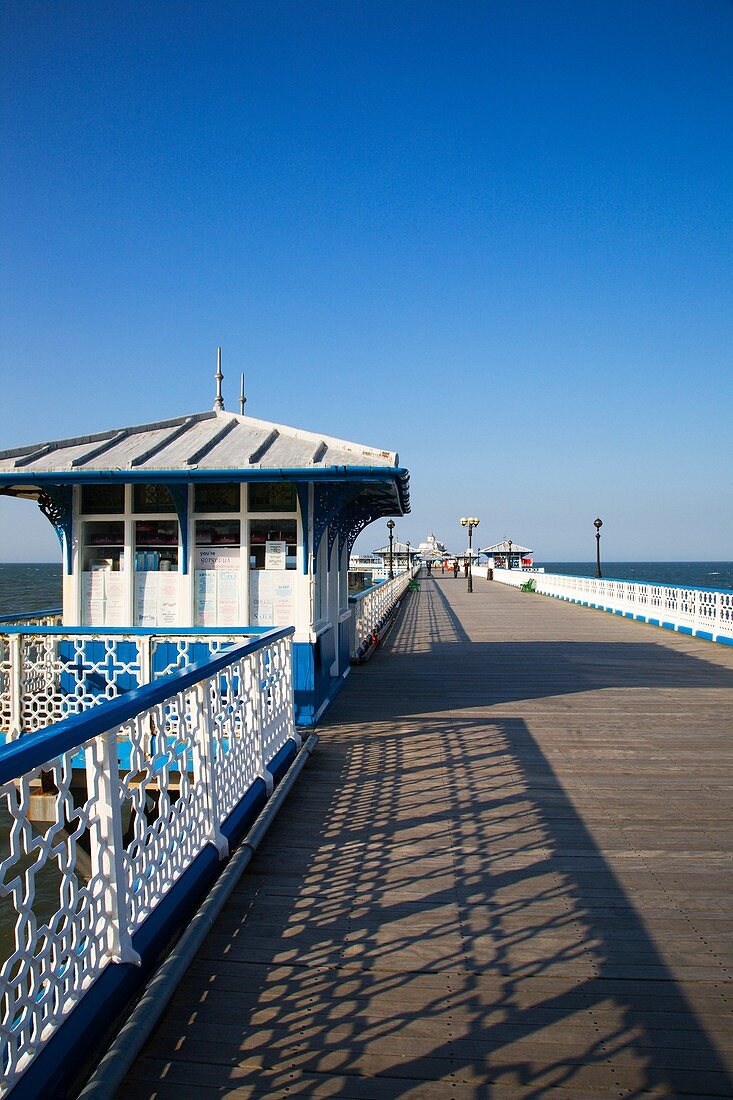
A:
0;628;296;1096
0;739;114;1084
487;568;733;644
350;566;418;657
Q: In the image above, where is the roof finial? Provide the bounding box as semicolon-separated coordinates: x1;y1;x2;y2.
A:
239;371;247;415
213;347;224;411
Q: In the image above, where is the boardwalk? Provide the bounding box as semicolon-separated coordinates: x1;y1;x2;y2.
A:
122;576;733;1098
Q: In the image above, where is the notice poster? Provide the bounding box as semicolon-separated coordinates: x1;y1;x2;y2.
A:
135;573;159;628
217;571;240;626
82;571;106;626
265;541;287;570
274;581;295;626
104;572;126;626
195;570;218;627
158;572;179;628
250;572;294;627
195;548;240;626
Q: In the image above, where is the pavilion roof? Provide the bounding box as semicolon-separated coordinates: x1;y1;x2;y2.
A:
0;409;410;515
481;540;533;554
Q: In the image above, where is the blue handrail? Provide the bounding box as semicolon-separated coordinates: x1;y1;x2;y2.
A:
0;623;275;635
0;607;62;625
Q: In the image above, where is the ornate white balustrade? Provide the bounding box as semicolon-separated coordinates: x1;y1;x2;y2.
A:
479;566;733;644
0;628;268;742
0;628;297;1095
349;566;418;659
0;610;62;628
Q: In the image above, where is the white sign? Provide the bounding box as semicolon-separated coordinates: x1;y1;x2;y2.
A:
104;572;126;626
196;547;240;571
265;541;287;570
250;572;294;627
195;570;218;627
82;571;106;627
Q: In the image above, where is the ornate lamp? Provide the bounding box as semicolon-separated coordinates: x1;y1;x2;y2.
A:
594;517;603;579
460;517;480;592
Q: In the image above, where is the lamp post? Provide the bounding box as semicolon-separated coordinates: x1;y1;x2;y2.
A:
594;518;603;579
387;519;395;579
405;540;411;575
460;517;480;593
508;539;513;571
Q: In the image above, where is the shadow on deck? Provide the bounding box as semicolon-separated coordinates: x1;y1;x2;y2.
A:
123;579;733;1098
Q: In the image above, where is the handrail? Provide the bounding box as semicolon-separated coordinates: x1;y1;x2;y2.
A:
1;623;271;635
0;627;293;784
0;607;62;626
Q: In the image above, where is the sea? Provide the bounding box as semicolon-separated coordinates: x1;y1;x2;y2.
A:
0;560;732;618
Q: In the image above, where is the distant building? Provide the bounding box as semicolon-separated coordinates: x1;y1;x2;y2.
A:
415;532;448;562
481;540;534;570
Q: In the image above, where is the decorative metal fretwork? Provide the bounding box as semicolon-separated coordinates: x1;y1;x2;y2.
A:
0;632;244;742
0;629;296;1091
37;486;74;573
312;484;360;570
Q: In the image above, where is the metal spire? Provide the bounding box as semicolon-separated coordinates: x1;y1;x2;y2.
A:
213;347;224;411
239;371;247;415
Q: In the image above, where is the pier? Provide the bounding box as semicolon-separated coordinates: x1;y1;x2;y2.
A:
112;575;733;1098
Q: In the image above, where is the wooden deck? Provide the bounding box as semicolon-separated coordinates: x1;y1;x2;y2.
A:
122;576;733;1098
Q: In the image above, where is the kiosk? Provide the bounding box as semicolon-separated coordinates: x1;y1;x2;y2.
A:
0;406;410;723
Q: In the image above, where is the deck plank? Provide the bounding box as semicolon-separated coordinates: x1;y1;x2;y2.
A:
120;576;733;1097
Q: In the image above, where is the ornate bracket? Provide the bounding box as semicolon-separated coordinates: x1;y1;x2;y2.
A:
164;483;190;575
339;499;386;563
312;484;361;571
37;485;74;574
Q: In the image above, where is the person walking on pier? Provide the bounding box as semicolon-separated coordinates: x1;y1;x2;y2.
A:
453;560;459;578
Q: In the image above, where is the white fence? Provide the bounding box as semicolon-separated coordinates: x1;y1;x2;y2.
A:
475;566;733;645
349;566;419;658
0;628;296;1094
0;629;262;741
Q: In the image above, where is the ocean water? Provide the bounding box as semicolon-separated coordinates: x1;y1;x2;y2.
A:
539;562;733;592
0;563;62;617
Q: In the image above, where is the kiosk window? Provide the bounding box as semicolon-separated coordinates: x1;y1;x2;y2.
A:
249;520;297;570
248;483;296;512
195;520;240;546
80;485;124;515
133;484;176;513
194;484;240;513
82;521;124;571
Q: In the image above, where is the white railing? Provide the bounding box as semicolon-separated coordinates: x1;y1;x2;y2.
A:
0;609;62;628
349;566;418;658
0;629;265;741
0;627;296;1095
478;567;733;644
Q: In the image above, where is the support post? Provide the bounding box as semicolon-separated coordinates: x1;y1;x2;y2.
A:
85;729;141;966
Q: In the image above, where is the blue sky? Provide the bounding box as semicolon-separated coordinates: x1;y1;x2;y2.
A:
1;0;731;561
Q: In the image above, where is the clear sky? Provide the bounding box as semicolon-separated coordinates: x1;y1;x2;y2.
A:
1;1;731;562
